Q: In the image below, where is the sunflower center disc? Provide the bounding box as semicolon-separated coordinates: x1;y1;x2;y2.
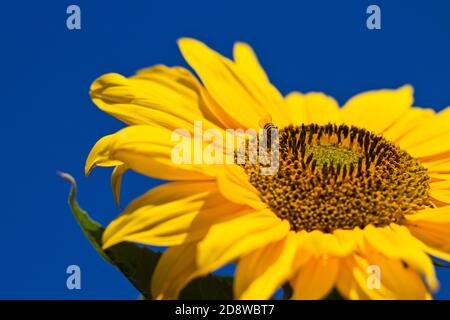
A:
242;123;432;232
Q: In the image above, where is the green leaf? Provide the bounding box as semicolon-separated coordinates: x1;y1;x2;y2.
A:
281;283;293;300
60;172;233;299
59;172;112;263
104;242;161;298
324;288;345;300
180;275;233;300
60;172;160;298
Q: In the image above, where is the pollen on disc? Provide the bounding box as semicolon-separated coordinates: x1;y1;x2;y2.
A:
241;123;432;233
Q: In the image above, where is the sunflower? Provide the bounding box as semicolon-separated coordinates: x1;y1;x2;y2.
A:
86;38;450;300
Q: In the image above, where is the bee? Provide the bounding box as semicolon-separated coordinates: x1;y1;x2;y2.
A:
258;114;278;151
259;114;277;132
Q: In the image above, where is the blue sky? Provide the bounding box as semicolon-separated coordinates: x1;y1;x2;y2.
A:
1;0;450;299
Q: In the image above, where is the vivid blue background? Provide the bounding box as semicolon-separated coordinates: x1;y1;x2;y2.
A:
1;0;450;299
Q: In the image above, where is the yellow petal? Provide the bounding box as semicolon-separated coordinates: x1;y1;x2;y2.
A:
151;242;199;299
85;125;218;180
383;107;435;143
337;253;431;300
410;139;450;161
90;67;219;131
429;173;450;183
196;210;290;275
234;233;297;300
84;133;123;174
341;85;413;134
425;158;450;174
233;42;291;127
365;251;432;299
216;165;266;209
404;206;450;261
102;181;247;248
336;255;371;299
296;228;363;257
362;224;437;290
233;42;269;90
154;210;289;299
178;38;286;129
430;192;450;206
429;180;450;204
291;256;339;300
284;91;341;126
285;92;307;125
430;179;450;188
111;164;128;208
398;106;450;159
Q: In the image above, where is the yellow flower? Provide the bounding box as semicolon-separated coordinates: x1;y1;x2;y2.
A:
86;38;450;300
